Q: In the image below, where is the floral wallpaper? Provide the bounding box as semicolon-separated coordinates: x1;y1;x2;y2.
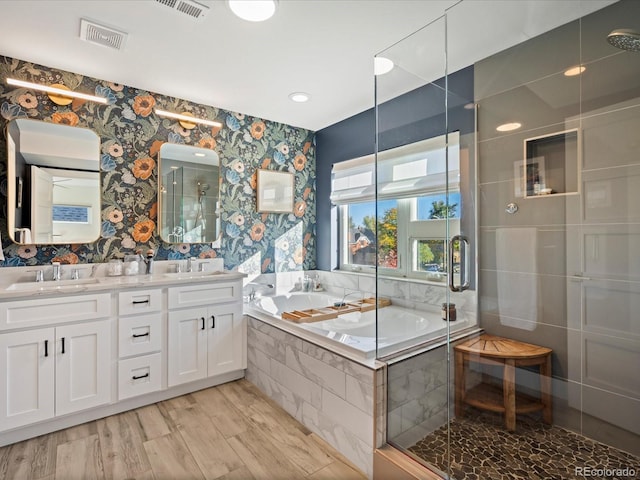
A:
0;56;316;273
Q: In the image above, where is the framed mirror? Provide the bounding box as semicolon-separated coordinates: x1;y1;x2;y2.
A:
256;169;294;213
6;119;101;244
158;143;220;244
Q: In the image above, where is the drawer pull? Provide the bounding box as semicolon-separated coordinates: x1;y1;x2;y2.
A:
61;337;66;354
132;372;150;380
211;315;215;328
132;299;150;305
44;339;48;357
201;317;206;330
132;332;150;338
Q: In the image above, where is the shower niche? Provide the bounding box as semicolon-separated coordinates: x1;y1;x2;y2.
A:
158;143;220;243
521;128;579;198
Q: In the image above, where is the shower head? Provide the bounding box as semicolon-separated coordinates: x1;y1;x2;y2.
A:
607;28;640;52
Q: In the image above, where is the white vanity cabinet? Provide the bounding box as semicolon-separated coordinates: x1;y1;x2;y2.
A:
0;271;247;446
167;281;244;387
117;289;164;400
0;328;54;430
0;294;112;431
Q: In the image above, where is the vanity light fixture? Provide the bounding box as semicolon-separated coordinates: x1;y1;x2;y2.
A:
288;92;310;103
155;109;222;129
227;0;277;22
6;78;108;105
496;122;522;132
564;65;586;76
374;56;394;75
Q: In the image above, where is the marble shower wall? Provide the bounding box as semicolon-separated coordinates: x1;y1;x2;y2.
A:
312;270;477;320
0;56;316;273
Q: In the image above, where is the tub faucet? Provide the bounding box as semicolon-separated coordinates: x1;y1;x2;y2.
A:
334;291;364;308
245;282;274;301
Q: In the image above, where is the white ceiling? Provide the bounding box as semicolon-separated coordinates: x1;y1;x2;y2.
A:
0;0;615;131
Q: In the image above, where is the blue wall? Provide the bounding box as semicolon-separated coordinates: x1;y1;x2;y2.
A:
315;66;474;271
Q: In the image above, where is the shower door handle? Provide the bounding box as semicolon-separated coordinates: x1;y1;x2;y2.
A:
449;235;470;292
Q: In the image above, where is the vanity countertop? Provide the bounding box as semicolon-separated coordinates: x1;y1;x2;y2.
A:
0;261;246;300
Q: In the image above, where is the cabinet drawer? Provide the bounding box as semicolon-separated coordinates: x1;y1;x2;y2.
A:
168;282;241;309
118;353;162;400
0;294;111;331
118;313;163;358
118;289;162;316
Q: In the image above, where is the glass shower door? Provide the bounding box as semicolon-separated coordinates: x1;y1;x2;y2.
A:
375;10;478;478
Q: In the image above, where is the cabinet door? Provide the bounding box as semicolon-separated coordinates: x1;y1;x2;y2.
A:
168;308;207;387
207;303;245;377
0;328;55;431
55;321;111;416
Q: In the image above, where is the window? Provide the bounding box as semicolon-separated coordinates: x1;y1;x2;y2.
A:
343;200;398;270
332;133;461;281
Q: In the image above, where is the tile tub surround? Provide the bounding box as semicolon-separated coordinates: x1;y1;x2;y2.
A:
245;315;384;478
248;291;476;360
246;269;477;322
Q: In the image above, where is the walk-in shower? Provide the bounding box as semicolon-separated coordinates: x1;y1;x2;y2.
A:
376;1;640;478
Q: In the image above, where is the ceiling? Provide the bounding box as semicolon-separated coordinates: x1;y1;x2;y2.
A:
0;0;616;131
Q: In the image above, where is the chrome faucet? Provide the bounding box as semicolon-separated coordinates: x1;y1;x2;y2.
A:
142;250;155;274
52;262;62;281
245;282;274;301
334;291;363;308
186;257;196;273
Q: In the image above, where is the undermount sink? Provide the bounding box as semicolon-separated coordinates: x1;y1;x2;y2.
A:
5;277;100;291
163;270;226;280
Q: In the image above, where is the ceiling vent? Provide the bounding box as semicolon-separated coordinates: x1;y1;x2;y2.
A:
80;19;127;50
155;0;209;20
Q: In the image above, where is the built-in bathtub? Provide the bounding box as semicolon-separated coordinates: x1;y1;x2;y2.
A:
244;290;478;476
248;291;473;359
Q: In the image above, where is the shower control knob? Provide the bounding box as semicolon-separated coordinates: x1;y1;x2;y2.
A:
505;202;518;214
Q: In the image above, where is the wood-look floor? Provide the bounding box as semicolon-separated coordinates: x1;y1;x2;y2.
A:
0;379;366;480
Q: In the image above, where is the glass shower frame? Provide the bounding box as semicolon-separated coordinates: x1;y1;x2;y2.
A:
374;9;479;478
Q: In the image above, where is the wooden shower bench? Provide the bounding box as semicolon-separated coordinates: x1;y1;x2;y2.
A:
454;334;552;431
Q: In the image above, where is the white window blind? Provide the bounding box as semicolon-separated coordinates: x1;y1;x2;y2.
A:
330;131;460;204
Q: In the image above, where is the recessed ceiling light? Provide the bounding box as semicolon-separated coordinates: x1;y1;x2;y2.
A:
289;92;310;103
496;122;522;132
374;56;394;75
564;65;586;76
228;0;277;22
